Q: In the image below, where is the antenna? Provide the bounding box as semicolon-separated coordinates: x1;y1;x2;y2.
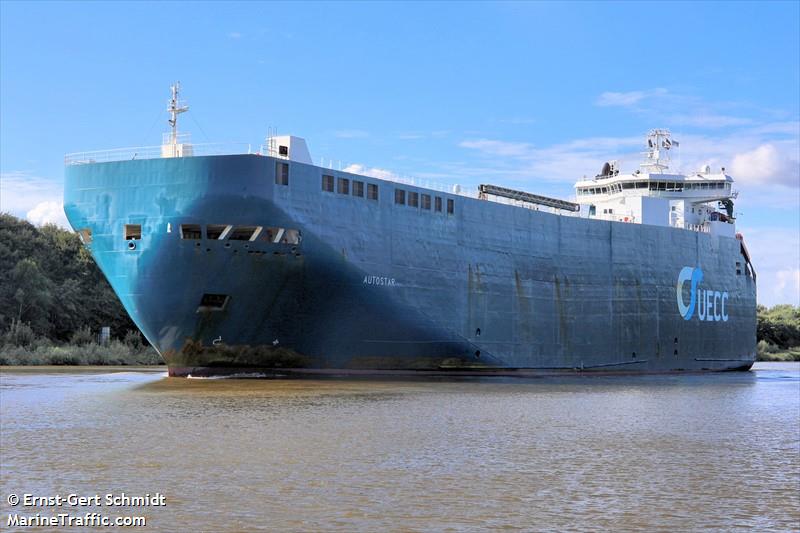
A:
167;82;189;146
640;129;678;172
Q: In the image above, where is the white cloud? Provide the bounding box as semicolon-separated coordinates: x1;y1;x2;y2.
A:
595;88;668;107
739;227;800;307
731;143;799;188
228;32;242;39
334;129;369;139
774;269;800;306
0;171;64;215
458;135;641;183
672;113;753;129
595;88;761;130
596;91;647;107
459;139;535;158
342;164;398;180
26;201;70;229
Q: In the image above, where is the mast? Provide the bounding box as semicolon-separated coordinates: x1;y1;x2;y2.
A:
167;82;189;147
640;129;678;172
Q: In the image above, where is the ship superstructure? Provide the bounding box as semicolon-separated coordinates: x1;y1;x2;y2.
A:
575;130;738;238
63;86;757;376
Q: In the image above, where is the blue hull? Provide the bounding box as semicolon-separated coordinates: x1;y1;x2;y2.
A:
64;154;757;376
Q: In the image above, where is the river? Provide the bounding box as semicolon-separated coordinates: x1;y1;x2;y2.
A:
1;363;798;531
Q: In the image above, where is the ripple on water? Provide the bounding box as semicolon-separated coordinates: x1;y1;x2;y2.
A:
1;363;798;531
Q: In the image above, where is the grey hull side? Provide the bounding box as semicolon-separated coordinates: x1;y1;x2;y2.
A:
64;154;757;375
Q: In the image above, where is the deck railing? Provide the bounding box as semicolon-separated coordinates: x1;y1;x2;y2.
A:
64;143;254;165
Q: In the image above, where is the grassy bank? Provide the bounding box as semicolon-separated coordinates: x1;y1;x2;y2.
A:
0;320;163;366
0;341;163;366
756;341;800;362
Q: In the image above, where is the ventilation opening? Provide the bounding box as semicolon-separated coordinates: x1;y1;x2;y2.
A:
229;226;261;241
279;145;289;156
474;350;481;359
475;328;481;337
197;293;229;312
632;352;636;359
124;224;141;240
206;225;231;240
180;224;202;239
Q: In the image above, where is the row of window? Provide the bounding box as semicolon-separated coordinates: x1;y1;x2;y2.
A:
123;224;300;244
278;161;455;215
578;181;729;196
395;189;455;214
187;224;301;244
322;174;379;200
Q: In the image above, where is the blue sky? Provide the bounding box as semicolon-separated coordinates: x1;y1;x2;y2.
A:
1;1;798;306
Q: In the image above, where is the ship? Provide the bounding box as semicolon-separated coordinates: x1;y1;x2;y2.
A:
63;84;757;376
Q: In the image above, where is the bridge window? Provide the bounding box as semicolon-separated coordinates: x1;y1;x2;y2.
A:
447;198;454;215
337;177;349;194
322;174;334;192
367;183;378;201
124;224;141;240
622;182;635;189
353;180;364;197
636;182;647;189
422;194;431;210
180;224;202;239
408;191;419;207
395;189;405;205
276;162;289;185
435;196;442;212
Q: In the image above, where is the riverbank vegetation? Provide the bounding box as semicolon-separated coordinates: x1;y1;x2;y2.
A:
1;213;798;365
756;304;800;361
0;214;161;365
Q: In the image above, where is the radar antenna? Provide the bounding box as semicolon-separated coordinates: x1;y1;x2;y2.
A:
640;129;678;172
167;82;189;147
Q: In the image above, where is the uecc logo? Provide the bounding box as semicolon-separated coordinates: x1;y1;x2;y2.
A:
676;267;729;322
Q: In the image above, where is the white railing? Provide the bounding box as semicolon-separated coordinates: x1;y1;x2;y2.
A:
65;142;254;165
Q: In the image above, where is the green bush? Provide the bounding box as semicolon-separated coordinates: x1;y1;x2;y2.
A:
3;319;36;347
70;326;94;346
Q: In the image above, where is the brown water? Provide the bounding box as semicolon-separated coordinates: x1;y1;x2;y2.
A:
1;364;798;532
